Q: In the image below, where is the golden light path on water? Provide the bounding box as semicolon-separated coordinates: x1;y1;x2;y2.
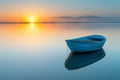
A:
0;23;89;53
30;23;35;30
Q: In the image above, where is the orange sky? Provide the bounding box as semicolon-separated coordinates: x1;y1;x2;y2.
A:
0;0;120;22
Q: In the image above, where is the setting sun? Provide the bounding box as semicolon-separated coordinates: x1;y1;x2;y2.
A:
29;16;35;22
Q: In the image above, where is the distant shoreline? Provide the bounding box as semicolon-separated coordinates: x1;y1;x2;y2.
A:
0;22;120;24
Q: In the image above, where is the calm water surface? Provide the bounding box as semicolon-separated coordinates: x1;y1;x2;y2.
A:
0;23;120;80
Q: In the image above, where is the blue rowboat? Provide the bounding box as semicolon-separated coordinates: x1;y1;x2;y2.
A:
65;35;106;52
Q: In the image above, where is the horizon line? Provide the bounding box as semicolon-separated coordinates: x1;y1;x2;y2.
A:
0;21;120;24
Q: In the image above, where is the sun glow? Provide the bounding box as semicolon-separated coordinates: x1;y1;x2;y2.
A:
29;16;35;29
29;16;35;22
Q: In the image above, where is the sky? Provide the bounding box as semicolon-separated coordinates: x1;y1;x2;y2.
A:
0;0;120;22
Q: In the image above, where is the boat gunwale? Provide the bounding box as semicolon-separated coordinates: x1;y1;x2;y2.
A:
66;39;106;44
65;35;106;44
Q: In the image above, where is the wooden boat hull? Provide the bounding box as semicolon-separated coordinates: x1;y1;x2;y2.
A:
66;35;106;52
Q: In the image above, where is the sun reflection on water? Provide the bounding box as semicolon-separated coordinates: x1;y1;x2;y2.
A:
30;23;34;30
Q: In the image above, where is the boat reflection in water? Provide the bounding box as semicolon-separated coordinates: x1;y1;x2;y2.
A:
65;49;106;70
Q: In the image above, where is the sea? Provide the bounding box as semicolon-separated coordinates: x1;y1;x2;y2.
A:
0;23;120;80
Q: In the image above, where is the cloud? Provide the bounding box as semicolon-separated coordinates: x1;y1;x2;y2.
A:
56;16;103;20
78;16;103;19
51;16;120;22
